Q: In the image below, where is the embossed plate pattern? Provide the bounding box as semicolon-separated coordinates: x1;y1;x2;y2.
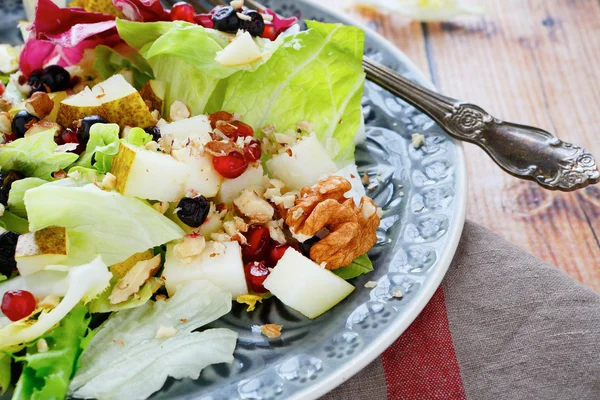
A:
0;1;467;399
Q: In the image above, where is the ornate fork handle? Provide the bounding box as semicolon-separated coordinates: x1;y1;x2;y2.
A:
363;58;599;191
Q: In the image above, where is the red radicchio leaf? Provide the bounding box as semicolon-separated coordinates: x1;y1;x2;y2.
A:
19;0;120;77
263;9;298;35
112;0;170;22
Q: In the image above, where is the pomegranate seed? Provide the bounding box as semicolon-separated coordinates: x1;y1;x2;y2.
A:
1;290;36;321
170;2;196;23
244;139;262;162
244;261;270;293
212;151;248;179
209;111;234;129
231;121;254;138
194;13;214;28
268;244;290;267
0;82;5;96
3;133;18;143
262;23;277;41
242;224;272;262
61;128;83;154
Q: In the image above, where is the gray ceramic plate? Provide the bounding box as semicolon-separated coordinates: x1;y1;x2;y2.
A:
0;1;467;399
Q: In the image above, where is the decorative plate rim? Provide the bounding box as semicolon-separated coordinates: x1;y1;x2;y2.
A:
285;1;468;398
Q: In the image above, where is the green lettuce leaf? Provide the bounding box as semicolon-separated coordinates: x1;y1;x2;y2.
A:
24;184;185;266
71;123;120;173
70;280;237;400
219;21;365;163
333;254;374;280
88;276;159;314
94;45;155;90
126;127;152;147
7;178;46;218
0;210;28;234
12;304;92;400
0;352;10;395
0;129;79;180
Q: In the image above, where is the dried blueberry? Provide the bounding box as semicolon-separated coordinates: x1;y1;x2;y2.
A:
298;237;320;258
144;126;161;142
240;10;265;37
0;231;20;277
41;65;71;92
212;6;241;33
77;115;108;146
176;196;211;228
11;110;39;138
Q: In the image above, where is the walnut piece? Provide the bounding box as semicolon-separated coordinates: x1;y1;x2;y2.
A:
286;176;380;270
234;190;274;223
260;324;282;339
25;92;54;119
109;254;161;304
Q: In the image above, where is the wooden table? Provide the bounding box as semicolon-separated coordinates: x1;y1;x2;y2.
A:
328;0;600;292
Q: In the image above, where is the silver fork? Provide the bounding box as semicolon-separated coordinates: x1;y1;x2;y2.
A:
171;0;599;191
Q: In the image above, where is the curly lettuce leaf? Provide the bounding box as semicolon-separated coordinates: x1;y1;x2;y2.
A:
88;276;161;314
12;304;92;400
70;280;237;400
333;254;374;280
0;257;111;350
0;210;28;234
71;123;120;173
0;129;79;180
93;45;154;90
24;184;185;266
0;353;10;395
126;127;152;147
7;178;47;219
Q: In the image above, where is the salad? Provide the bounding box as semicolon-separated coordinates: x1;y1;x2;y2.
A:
0;0;381;399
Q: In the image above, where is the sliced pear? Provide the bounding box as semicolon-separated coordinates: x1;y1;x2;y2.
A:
110;249;155;278
266;136;338;191
215;31;263;66
172;147;223;198
46;91;68;122
216;164;265;204
158;115;212;142
56;75;155;129
24;120;62;137
15;227;69;276
263;248;355;319
163;241;248;297
139;80;166;113
110;142;188;201
334;163;366;205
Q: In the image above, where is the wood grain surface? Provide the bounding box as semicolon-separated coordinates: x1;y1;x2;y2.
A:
327;0;600;291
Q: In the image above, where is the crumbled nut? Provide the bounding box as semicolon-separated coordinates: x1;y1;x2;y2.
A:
234;190;274;223
223;216;248;238
174;235;206;261
364;281;377;288
237;11;251;20
392;289;403;298
264;187;281;200
170;100;190;121
109;255;161;304
180;318;187;323
285;176;380;270
36;338;49;353
260;324;282;339
319;262;327;269
152;201;170;214
0;99;11;113
270;193;296;210
274;133;297;145
155;325;178;339
101;172;117;190
25;120;62;137
38;295;61;309
150;109;161;120
412;133;425;149
204;140;243;157
25;92;54;119
212;241;227;255
230;0;244;8
155;294;167;301
233;216;248;232
158;133;175;154
53;169;68;180
113;339;125;346
267;219;286;243
297;120;313;133
0;112;11;133
210;232;232;243
361;172;370;185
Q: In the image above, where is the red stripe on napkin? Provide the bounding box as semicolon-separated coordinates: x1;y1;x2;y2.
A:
381;287;466;399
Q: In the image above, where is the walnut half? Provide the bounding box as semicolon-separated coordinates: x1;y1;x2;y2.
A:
286;176;380;270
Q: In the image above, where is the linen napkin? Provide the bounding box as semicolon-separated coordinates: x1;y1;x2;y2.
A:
323;221;600;399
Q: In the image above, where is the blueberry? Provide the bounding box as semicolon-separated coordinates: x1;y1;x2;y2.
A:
41;65;71;92
212;6;241;33
0;171;25;206
77;115;108;146
11;110;39;138
298;237;320;258
27;69;44;87
241;10;265;37
176;196;211;228
0;231;20;277
144;126;161;142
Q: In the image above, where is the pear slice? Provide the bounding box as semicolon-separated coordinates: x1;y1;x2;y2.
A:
171;147;222;198
215;31;263;66
56;87;106;127
139;80;166;113
158;115;212;142
263;248;355;319
266;136;338;191
216;164;265;204
110;142;188;201
15;226;69;276
45;91;68;122
163;241;248;297
110;249;155;278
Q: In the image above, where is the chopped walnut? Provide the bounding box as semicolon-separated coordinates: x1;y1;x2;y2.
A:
109;255;161;304
101;172;117;191
152;201;170;214
234;190;274;223
25;92;54;119
223;216;248;238
364;281;377;288
155;325;178;339
204;140;243;157
0;112;11;133
211;232;232;243
174;235;206;261
170;100;190;121
36;338;49;353
267;219;286;243
285;176;380;270
260;324;282;339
